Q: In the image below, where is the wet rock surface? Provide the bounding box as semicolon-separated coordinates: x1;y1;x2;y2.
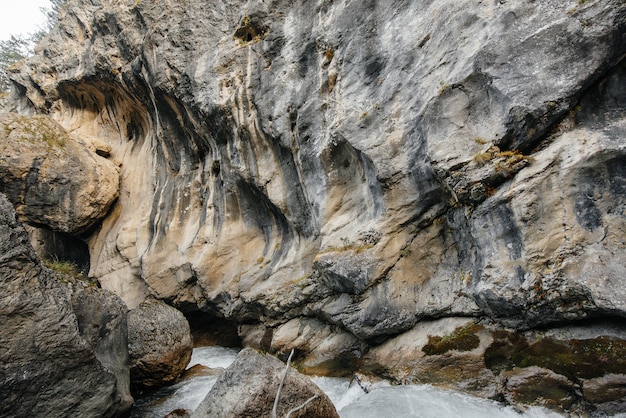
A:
362;317;626;413
191;347;339;418
1;0;626;412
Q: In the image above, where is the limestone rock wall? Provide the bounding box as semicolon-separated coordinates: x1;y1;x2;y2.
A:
3;0;626;411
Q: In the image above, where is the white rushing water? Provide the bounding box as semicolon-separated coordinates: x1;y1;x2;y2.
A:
130;347;241;417
130;347;565;417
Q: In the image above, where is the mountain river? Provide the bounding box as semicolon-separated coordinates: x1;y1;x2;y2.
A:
129;346;580;418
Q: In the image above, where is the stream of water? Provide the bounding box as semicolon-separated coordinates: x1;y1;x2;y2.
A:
130;346;568;418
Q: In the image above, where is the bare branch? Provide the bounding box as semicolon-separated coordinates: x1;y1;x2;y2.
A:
271;349;294;418
285;394;320;418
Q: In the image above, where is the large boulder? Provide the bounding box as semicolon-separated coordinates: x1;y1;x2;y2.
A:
0;193;132;417
127;298;193;391
0;113;119;235
191;347;339;418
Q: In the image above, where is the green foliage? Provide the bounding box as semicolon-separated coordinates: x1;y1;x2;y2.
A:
472;145;533;171
0;0;66;91
44;257;98;287
321;236;374;254
0;35;30;91
44;258;83;278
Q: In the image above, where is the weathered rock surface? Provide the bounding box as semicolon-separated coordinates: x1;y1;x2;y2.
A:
191;347;339;418
362;317;626;413
2;0;626;412
7;0;622;326
269;316;365;376
582;374;626;415
0;193;132;417
499;367;579;412
0;113;119;234
127;298;193;391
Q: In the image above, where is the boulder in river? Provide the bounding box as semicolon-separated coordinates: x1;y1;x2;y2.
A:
191;347;339;418
128;298;193;391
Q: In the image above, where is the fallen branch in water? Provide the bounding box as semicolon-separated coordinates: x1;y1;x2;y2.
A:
271;349;321;418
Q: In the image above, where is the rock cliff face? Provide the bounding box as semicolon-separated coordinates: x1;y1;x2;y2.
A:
0;193;132;417
3;0;626;412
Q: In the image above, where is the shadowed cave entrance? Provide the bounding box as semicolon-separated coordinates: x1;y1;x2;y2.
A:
29;227;90;275
184;311;242;348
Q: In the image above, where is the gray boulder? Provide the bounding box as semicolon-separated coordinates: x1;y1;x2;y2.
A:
192;347;339;418
0;113;119;235
0;193;132;417
127;298;193;391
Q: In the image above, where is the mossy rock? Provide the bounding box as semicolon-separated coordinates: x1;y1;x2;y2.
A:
2;114;69;150
485;330;626;379
422;322;482;355
512;336;626;379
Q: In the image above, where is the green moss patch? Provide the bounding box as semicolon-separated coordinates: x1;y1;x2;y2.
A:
512;336;626;380
44;258;96;287
297;354;359;377
423;322;482;355
485;331;626;379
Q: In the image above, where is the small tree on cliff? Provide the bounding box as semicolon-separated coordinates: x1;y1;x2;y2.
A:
0;36;30;91
0;0;66;92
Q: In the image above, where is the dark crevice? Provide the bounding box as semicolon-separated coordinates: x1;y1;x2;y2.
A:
32;228;90;275
184;311;242;348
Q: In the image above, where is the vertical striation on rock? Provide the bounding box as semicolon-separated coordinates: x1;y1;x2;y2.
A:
2;0;626;412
